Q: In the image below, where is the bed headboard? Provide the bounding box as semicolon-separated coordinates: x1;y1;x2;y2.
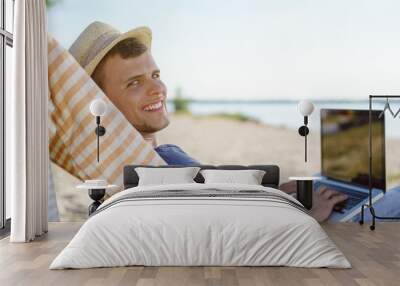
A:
123;165;280;189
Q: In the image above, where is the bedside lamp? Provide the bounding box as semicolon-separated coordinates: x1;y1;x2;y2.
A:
298;100;315;162
89;99;107;162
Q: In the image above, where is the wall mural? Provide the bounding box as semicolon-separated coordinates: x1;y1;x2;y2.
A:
47;0;400;223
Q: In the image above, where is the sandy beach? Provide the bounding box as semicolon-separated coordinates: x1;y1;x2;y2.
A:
52;114;400;221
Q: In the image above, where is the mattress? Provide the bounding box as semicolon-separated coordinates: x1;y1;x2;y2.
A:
50;183;351;269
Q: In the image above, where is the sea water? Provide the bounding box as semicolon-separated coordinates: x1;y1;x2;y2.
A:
168;100;400;139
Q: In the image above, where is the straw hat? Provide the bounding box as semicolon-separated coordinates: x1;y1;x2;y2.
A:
69;21;152;75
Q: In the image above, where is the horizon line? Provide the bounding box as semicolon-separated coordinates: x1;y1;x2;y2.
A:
166;99;380;104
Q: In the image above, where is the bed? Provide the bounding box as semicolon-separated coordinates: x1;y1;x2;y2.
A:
50;165;350;269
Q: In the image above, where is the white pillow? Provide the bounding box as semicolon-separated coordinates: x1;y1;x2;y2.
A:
135;167;201;186
200;169;266;185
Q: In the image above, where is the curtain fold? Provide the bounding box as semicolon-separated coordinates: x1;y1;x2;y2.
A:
9;0;49;242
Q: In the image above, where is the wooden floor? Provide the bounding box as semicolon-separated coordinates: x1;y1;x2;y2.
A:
0;222;399;286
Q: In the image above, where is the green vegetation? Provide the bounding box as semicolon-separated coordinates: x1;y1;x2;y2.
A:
206;112;258;123
172;88;190;113
46;0;59;8
170;89;257;123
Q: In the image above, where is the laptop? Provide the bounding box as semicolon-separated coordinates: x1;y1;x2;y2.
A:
315;109;386;222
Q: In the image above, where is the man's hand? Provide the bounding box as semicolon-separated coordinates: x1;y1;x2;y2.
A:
279;181;297;194
310;187;348;222
279;181;348;222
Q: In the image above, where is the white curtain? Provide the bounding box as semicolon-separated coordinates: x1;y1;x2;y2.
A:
8;0;49;242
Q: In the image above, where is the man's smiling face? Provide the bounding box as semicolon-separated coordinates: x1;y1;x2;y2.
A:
97;51;169;133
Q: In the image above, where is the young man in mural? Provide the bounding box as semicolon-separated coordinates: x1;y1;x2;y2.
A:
69;22;199;166
69;21;347;222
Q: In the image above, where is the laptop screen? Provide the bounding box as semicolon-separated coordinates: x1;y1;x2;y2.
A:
321;109;386;191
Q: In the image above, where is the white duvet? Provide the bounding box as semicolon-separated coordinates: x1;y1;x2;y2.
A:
50;183;351;269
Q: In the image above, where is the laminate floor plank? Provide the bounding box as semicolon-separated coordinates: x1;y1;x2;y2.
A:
0;222;399;286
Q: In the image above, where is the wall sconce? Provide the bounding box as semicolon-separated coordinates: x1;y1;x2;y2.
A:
298;100;314;162
89;99;107;162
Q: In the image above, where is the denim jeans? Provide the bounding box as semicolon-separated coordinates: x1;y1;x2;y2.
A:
351;187;400;222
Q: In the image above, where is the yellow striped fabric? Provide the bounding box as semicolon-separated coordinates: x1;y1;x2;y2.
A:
48;35;166;189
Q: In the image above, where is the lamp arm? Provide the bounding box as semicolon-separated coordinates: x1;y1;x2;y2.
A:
97;128;100;162
305;116;308;162
96;116;101;162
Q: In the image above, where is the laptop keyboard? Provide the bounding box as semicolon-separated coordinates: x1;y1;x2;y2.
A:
315;184;369;210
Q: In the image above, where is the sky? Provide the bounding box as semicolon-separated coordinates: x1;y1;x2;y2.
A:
47;0;400;100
